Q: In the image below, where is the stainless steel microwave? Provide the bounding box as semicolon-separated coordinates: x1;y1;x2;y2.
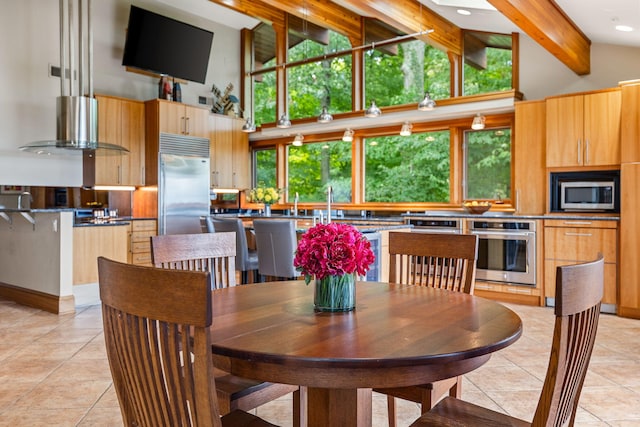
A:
560;181;615;211
550;170;620;213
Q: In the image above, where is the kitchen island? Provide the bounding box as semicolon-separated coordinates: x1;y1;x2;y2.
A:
0;208;130;314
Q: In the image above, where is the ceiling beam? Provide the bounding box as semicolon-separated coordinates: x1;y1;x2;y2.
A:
207;0;285;28
487;0;590;75
333;0;462;56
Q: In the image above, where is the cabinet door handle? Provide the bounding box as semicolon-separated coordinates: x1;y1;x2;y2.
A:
185;117;190;135
577;139;582;164
585;139;590;165
564;232;593;237
516;189;520;212
562;221;592;225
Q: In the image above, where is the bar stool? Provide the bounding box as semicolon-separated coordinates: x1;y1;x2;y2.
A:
253;219;300;281
211;218;259;284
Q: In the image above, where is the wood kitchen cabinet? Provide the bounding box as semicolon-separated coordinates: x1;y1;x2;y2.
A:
546;89;621;168
73;224;129;285
513;100;546;214
89;95;145;186
209;114;250;189
619;163;640;318
155;99;209;138
144;99;211;185
128;219;157;267
543;219;618;310
620;80;640;163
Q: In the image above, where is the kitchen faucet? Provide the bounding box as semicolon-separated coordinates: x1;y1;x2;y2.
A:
326;186;332;224
18;191;32;210
293;192;299;217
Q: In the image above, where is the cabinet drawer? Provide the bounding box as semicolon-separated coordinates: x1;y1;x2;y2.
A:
131;220;157;232
544;219;617;229
130;230;156;244
131;241;151;253
544;227;617;261
545;260;617;305
131;252;153;265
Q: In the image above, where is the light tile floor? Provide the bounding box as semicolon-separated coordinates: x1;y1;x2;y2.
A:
1;297;640;426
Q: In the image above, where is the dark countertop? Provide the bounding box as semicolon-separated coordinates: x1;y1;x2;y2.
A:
402;211;620;221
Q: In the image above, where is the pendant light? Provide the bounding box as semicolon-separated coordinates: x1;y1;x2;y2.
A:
400;121;412;136
241;118;256;133
471;113;486;130
364;101;381;118
418;92;436;111
342;128;354;142
277;114;292;128
292;133;304;146
317;106;333;123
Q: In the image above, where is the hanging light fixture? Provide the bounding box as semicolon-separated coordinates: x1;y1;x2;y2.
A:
241;117;256;133
364;101;381;118
317;106;333;123
342;128;354;142
418;92;436;111
276;114;292;128
471;113;486;130
292;133;304;146
400;121;413;136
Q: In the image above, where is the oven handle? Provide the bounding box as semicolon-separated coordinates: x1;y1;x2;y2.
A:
470;230;534;238
413;228;462;234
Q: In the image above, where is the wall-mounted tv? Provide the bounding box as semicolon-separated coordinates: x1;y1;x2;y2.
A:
122;6;214;84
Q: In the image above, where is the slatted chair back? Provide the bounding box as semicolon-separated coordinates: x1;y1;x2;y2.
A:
151;232;236;289
532;254;604;426
98;256;222;427
388;232;478;294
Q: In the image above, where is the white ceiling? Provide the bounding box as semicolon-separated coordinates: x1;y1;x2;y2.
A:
162;0;640;48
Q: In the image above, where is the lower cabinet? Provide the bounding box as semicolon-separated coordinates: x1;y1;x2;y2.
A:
128;219;157;266
543;219;618;311
73;225;129;285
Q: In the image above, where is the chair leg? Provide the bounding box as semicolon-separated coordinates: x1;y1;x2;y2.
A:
241;270;248;285
387;395;397;427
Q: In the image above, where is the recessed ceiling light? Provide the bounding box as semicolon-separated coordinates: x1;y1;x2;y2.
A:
616;25;633;32
457;9;471;16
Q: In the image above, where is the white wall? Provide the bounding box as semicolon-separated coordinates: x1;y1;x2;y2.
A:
2;2;640;188
0;0;242;187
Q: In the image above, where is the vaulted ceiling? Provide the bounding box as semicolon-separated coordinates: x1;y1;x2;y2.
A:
208;0;591;75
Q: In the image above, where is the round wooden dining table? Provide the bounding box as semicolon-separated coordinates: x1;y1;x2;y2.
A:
210;280;522;427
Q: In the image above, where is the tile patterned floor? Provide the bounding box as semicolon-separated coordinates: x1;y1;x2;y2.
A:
1;297;640;426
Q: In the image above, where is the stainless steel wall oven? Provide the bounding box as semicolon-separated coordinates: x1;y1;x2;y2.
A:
468;219;536;286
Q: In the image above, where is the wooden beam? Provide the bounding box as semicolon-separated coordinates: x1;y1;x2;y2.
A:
207;0;285;28
335;0;462;56
256;0;362;42
487;0;590;75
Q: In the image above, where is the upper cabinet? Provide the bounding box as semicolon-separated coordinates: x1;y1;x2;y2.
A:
620;81;640;163
513;100;546;214
546;89;621;168
156;99;209;138
209;114;250;190
90;95;145;186
144;99;211;185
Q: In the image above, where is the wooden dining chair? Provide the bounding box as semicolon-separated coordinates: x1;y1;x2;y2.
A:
151;232;237;289
97;256;277;427
409;254;604;427
374;231;479;427
150;232;302;424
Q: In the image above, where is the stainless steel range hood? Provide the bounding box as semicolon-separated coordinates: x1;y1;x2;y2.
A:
19;0;127;155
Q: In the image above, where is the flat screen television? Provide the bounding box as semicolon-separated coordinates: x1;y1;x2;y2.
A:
122;6;214;84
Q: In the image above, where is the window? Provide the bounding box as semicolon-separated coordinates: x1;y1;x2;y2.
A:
365;131;450;202
365;40;450;107
464;128;511;200
463;31;513;96
254;148;277;188
287;33;352;120
288;141;352;202
254;70;276;127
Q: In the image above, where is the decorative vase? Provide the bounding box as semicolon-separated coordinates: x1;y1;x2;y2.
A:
263;204;271;217
314;273;356;312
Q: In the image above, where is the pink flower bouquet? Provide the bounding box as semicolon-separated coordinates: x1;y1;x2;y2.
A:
294;223;376;285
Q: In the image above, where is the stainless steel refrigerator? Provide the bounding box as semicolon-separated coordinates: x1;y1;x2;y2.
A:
158;133;210;235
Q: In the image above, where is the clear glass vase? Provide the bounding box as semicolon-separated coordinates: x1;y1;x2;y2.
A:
314;273;356;312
